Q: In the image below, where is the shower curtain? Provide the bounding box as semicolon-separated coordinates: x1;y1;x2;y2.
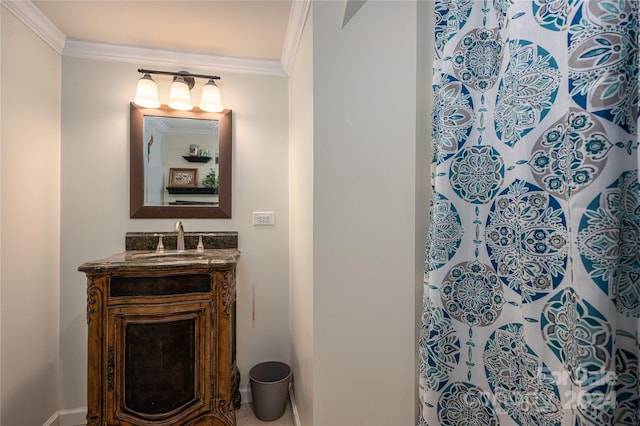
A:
419;1;640;425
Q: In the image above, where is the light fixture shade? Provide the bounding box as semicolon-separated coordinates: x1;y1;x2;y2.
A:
199;79;223;112
133;74;161;108
168;76;193;111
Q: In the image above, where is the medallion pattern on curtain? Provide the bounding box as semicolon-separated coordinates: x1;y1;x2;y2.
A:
420;1;640;425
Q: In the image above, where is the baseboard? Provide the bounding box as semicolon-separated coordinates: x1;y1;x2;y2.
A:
43;408;86;426
42;411;59;426
45;394;299;426
240;385;252;403
59;408;87;426
289;388;301;426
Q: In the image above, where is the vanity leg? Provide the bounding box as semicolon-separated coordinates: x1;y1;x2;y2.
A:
232;364;241;409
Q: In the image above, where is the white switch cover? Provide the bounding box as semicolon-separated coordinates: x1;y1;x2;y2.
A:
253;211;275;226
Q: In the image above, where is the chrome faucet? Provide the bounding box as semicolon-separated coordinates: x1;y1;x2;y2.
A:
174;220;185;251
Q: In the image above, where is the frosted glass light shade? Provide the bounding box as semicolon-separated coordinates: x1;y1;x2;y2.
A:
199;79;223;112
133;74;161;108
168;76;193;111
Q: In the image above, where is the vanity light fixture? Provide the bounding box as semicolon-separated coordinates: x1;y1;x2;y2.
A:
199;79;223;112
133;73;161;108
133;68;223;112
168;75;193;111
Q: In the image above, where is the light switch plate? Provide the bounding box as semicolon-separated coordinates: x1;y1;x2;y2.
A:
253;211;275;226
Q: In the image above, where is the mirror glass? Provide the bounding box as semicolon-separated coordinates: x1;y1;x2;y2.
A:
130;103;232;218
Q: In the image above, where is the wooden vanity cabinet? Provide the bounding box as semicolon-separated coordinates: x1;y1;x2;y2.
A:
79;255;240;426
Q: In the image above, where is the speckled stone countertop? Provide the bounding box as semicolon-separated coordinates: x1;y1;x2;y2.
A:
78;249;240;273
78;231;239;273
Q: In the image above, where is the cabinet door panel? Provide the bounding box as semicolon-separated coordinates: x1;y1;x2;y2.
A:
125;318;196;413
107;303;213;425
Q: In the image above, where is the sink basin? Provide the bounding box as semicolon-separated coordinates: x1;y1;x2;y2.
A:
125;250;210;262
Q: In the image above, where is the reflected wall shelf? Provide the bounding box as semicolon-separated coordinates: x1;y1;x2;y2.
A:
167;187;218;195
183;156;212;163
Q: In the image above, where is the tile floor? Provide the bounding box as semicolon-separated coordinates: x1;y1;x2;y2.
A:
236;402;294;426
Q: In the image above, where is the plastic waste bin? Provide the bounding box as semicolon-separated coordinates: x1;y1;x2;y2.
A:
249;361;292;421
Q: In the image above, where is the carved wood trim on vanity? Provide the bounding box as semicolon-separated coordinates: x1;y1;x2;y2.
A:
79;248;240;426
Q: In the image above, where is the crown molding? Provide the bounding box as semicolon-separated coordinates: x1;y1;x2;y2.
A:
64;39;287;77
2;0;308;77
281;0;311;75
1;0;65;54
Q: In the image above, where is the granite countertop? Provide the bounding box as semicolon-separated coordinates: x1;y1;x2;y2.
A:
78;231;240;273
78;249;240;273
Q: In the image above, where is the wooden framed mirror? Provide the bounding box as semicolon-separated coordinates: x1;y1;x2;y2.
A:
130;103;232;218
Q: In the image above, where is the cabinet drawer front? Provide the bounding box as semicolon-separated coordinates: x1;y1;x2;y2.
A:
110;274;210;297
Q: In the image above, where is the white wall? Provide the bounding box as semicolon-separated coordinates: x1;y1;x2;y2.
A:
1;2;433;423
59;57;290;409
309;1;425;424
1;9;61;426
288;5;314;426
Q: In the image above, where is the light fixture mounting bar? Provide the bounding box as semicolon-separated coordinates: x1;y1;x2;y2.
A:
137;68;220;81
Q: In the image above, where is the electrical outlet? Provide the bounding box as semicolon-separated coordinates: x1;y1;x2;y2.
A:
253;211;275;226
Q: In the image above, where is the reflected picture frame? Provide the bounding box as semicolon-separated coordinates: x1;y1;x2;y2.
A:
168;168;198;188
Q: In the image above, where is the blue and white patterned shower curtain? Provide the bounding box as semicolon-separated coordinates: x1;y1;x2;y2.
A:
419;1;640;424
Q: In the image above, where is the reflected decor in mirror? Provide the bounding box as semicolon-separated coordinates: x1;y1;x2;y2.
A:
130;103;232;218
